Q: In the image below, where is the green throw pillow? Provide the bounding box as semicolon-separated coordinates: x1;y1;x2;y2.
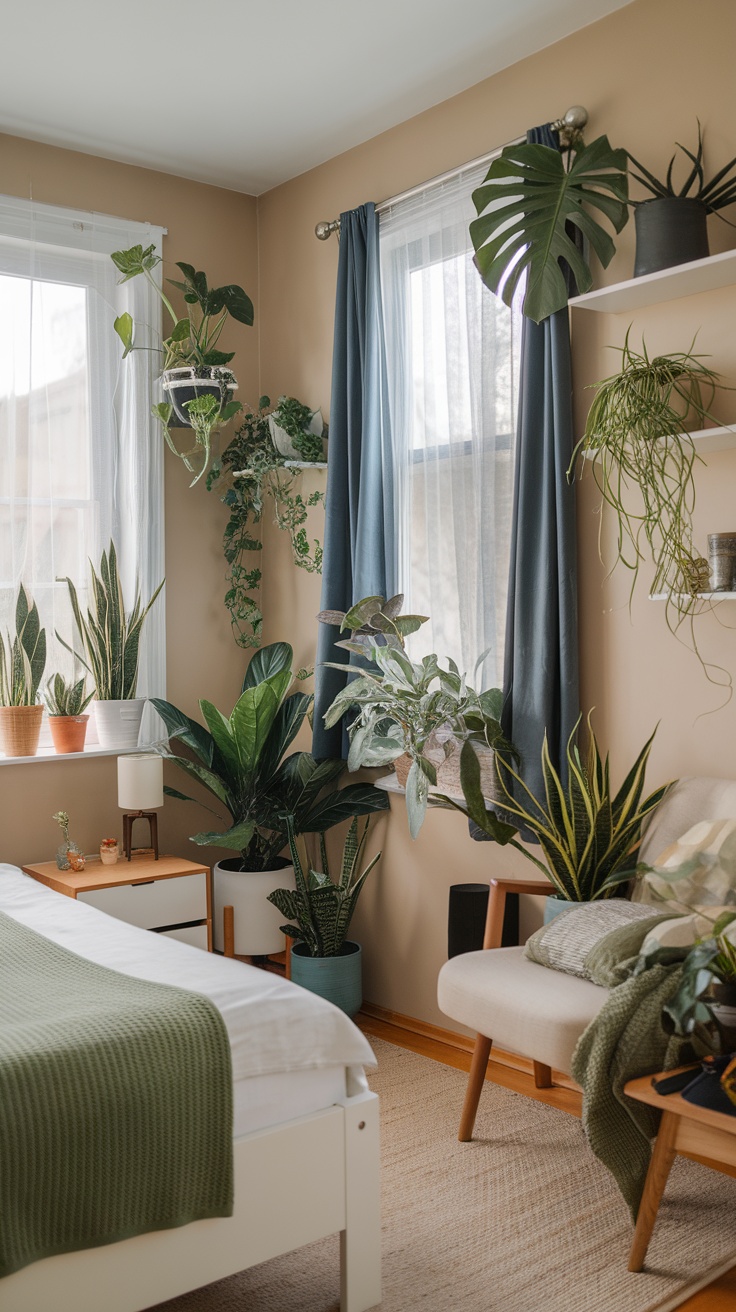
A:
525;901;669;983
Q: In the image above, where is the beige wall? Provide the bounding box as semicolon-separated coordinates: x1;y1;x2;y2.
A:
4;0;736;1033
0;135;259;866
256;0;736;1029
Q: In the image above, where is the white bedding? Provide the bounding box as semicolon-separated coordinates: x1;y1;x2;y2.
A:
0;865;375;1137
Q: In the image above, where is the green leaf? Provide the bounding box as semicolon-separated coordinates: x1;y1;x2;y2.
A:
169;317;192;342
190;819;256;851
113;312;134;356
149;697;215;765
405;760;429;840
220;284;255;326
299;783;389;833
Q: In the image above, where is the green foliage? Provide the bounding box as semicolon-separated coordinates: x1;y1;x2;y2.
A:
45;673;93;716
0;585;47;707
270;395;326;462
56;541;164;701
628;121;736;213
268;816;381;957
208;398;325;648
569;333;729;693
151;641;389;871
457;715;668;902
320;595;516;839
470;135;629;323
634;912;736;1040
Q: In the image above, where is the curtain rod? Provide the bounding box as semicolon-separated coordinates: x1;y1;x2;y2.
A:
314;104;588;240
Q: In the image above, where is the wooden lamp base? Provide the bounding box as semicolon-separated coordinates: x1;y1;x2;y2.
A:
122;811;159;861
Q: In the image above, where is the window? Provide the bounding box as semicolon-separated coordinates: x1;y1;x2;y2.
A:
379;162;522;688
0;196;165;755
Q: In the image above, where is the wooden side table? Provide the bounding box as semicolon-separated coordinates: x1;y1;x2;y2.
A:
624;1068;736;1271
22;853;212;951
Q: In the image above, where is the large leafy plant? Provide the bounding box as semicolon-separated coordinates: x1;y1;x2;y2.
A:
57;541;164;701
152;641;388;872
320;595;516;839
269;816;381;957
437;716;669;902
0;585;46;707
470;134;629;323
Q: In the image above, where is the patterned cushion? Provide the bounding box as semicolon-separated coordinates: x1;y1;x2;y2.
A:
633;818;736;911
524;901;664;981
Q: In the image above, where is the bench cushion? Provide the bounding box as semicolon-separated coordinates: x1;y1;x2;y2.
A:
438;947;609;1075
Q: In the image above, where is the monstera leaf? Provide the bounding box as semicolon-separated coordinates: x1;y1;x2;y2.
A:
470;135;629;323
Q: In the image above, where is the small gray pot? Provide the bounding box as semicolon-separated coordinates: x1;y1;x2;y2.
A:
290;941;362;1017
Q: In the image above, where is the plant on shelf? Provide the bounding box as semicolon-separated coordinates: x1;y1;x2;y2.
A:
319;594;517;839
0;585;47;758
45;673;94;755
470;133;629;322
434;715;669;906
268;395;327;462
569;333;729;690
627;121;736;276
207;397;326;649
151;641;388;955
268;815;382;1016
111;244;254;484
57;540;164;749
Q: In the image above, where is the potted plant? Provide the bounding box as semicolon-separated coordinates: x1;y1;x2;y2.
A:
45;673;93;754
470;133;629;322
627;122;736;276
439;715;669;917
569;333;726;687
319;595;517;838
0;585;46;758
111;244;254;484
268;396;327;462
57;541;164;750
207;397;325;649
151;641;389;956
269;815;381;1016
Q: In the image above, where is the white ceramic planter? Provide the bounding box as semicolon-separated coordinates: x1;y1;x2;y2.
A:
213;860;296;956
268;409;326;461
93;698;145;750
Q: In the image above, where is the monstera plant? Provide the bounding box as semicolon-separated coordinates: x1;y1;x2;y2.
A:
470;134;629;322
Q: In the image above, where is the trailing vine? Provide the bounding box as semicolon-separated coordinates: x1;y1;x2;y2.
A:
207;396;326;648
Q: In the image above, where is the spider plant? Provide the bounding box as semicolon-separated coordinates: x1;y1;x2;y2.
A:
56;541;164;701
569;333;731;690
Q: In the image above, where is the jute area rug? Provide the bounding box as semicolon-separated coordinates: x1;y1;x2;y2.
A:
152;1038;736;1312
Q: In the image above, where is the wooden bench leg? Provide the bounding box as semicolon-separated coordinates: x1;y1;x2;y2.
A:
628;1110;679;1272
459;1034;492;1142
223;905;235;958
533;1062;553;1089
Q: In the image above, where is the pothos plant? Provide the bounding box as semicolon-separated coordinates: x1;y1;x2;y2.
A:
207;397;325;648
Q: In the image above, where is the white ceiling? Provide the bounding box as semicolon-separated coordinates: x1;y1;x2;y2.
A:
1;0;633;195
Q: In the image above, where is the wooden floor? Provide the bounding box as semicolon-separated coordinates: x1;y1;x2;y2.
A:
356;1005;736;1312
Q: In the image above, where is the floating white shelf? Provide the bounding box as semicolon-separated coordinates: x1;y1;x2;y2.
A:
570;248;736;314
284;460;328;469
583;425;736;459
650;592;736;602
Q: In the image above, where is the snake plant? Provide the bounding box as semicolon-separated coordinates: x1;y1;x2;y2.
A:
45;673;93;717
0;585;46;707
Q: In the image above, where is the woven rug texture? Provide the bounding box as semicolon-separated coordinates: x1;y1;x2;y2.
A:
151;1037;736;1312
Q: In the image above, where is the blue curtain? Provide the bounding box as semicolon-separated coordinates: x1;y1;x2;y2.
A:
499;123;580;802
312;203;395;759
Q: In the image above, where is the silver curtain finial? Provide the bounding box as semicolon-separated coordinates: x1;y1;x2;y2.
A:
315;219;341;241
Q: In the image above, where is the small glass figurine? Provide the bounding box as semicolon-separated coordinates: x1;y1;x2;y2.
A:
53;811;85;872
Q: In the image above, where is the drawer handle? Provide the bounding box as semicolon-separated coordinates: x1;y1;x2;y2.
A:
132;879;155;887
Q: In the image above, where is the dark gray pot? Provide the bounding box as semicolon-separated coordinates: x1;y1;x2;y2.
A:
290;941;362;1017
633;198;709;277
162;367;236;428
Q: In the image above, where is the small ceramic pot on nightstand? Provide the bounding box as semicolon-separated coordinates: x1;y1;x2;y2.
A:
99;839;120;866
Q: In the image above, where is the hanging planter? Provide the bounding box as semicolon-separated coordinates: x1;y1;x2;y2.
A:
162;366;238;429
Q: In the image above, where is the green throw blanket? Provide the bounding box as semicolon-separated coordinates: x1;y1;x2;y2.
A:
571;914;707;1219
0;910;233;1278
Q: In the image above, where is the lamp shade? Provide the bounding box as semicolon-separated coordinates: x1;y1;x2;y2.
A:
118;753;164;811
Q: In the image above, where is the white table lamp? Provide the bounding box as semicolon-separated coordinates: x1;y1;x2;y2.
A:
118;753;164;860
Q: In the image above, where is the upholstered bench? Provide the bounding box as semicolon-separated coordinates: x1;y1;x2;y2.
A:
437;776;736;1140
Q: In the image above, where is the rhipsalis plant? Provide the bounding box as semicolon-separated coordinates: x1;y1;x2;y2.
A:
268;815;381;957
0;585;46;706
208;397;325;649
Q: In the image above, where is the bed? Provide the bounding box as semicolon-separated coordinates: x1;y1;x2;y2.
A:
0;864;381;1312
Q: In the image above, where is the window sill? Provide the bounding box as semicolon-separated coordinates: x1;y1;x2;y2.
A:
0;744;150;767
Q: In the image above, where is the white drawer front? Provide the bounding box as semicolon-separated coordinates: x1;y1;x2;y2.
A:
158;923;209;950
77;872;207;930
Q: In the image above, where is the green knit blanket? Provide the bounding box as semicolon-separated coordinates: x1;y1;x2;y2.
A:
571;915;706;1219
0;910;233;1278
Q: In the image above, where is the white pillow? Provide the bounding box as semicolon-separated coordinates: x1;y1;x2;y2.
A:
633;818;736;911
640;908;736;954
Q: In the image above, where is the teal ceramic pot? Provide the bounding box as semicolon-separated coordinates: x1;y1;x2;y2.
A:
290;941;362;1017
543;895;582;924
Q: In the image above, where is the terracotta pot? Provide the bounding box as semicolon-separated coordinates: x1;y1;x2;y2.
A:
49;714;89;754
0;704;44;758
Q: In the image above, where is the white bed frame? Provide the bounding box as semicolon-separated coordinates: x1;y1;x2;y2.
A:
2;1087;381;1312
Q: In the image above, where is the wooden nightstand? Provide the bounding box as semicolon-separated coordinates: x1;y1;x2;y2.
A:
22;853;212;951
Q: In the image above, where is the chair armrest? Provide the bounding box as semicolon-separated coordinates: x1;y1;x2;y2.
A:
483;876;553;949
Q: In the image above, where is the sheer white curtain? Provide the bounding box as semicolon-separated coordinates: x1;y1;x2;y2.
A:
379;164;522;689
0;196;165;746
